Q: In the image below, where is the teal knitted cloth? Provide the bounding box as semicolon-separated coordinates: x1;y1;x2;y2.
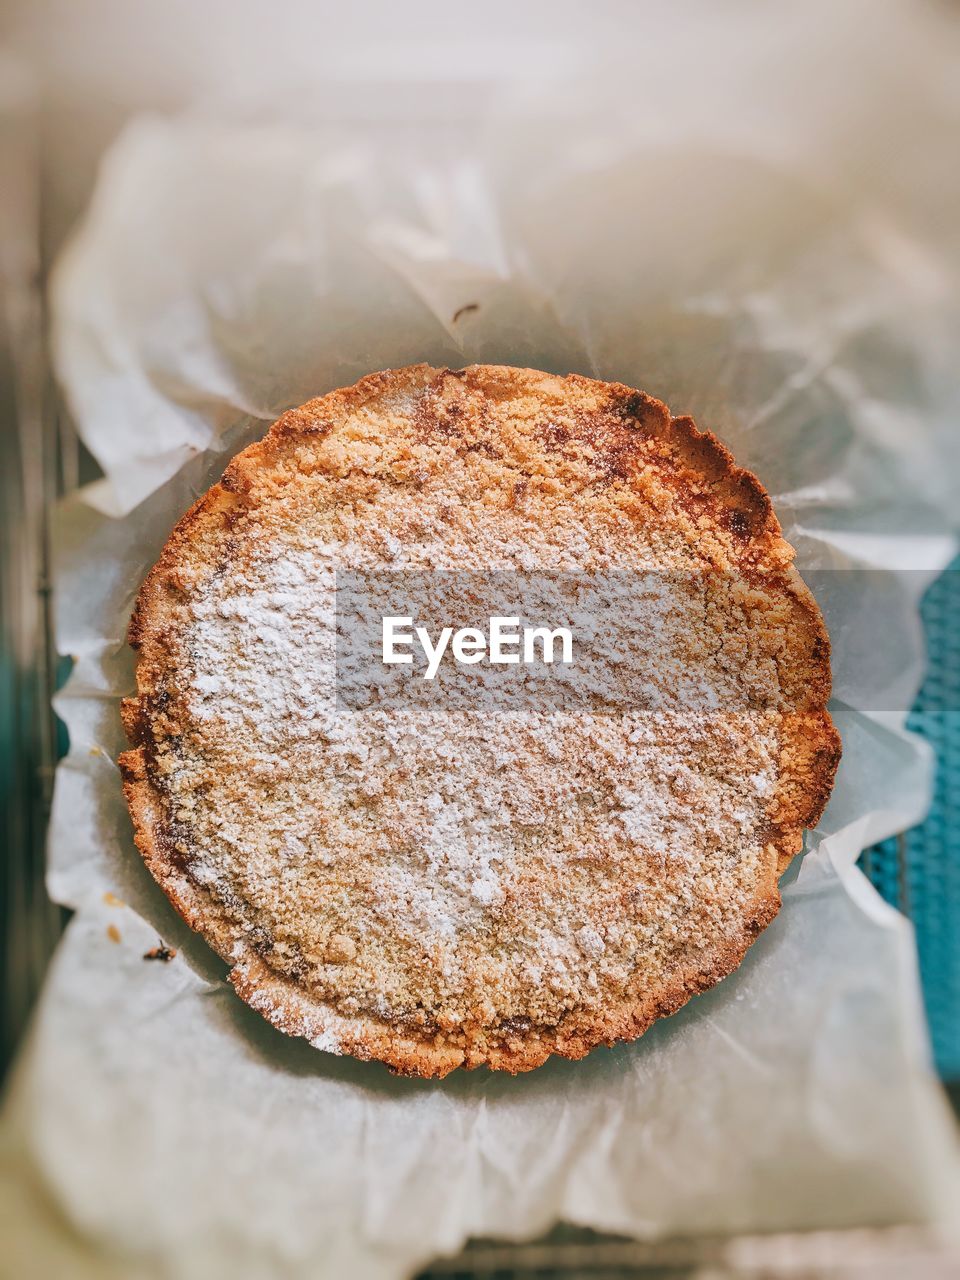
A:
862;560;960;1080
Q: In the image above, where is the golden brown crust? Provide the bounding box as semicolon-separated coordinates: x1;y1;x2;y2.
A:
119;364;840;1078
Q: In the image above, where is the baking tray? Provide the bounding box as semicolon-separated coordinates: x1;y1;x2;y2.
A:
1;110;957;1280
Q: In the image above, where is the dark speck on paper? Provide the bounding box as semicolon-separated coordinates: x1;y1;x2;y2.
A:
144;943;177;962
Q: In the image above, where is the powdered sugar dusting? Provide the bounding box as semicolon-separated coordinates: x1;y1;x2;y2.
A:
310;1028;342;1056
136;370;816;1062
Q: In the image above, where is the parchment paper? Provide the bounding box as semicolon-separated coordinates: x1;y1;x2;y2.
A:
4;17;960;1275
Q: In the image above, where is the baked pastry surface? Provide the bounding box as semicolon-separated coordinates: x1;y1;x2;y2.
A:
120;364;840;1077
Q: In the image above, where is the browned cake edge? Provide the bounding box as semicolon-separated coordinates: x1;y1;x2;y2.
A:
118;364;841;1078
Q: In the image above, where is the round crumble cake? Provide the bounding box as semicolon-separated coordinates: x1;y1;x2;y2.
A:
119;364;840;1077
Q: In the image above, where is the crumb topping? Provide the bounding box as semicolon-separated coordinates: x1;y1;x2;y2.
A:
120;365;839;1075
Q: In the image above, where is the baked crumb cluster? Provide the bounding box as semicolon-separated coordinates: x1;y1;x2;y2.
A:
121;366;839;1076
